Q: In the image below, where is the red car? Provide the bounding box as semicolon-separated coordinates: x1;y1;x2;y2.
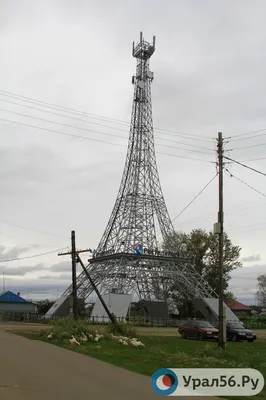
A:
178;320;219;341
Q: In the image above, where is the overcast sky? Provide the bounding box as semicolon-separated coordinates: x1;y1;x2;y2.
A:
0;0;266;305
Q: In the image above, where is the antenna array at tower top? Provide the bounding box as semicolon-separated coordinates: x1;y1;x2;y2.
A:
132;31;156;60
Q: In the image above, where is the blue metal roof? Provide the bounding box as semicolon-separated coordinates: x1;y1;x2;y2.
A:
0;291;28;303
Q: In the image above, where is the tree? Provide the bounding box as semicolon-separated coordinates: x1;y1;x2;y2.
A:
37;299;55;315
256;274;266;307
163;229;242;316
165;229;242;294
224;290;236;300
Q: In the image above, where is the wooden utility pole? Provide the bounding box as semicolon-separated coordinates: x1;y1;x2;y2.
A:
58;239;121;332
76;253;121;332
58;244;93;319
71;231;78;319
217;132;226;350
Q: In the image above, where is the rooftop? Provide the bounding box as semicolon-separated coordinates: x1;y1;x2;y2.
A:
0;290;29;303
224;299;251;311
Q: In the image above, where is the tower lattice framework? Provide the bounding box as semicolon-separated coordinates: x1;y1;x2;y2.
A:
61;32;216;303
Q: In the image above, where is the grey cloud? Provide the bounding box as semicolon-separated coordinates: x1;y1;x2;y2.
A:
38;273;71;281
229;264;266;303
2;280;69;300
49;261;72;273
0;245;34;261
241;255;261;262
1;0;266;301
0;263;45;276
0;146;68;196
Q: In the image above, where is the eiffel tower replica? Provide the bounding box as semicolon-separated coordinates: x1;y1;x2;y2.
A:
47;32;219;320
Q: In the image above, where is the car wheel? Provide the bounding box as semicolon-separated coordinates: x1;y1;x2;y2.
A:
198;333;204;341
181;331;187;339
232;334;238;342
248;339;254;343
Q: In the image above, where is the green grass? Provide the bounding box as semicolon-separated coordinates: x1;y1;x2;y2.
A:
18;327;266;400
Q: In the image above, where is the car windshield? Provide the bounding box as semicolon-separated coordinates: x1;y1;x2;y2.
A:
196;321;213;328
228;323;245;329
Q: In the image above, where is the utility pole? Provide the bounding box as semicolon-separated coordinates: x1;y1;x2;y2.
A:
59;231;91;319
58;239;121;332
76;253;121;332
217;132;226;350
71;231;78;319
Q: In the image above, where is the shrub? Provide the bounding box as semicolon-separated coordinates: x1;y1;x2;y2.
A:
106;322;137;337
47;317;100;342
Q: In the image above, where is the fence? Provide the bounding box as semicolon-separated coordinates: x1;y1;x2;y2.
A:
2;313;266;329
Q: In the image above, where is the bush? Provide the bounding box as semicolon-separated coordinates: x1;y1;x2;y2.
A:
106;322;137;337
47;317;100;342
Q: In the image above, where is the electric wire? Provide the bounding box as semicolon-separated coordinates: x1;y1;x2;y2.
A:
0;89;213;141
177;200;266;228
0;106;215;155
0;220;69;240
240;157;266;162
0;117;215;162
227;221;266;233
156;152;214;163
224;156;266;178
0;117;127;148
172;173;218;223
225;169;266;198
229;127;266;139
229;132;266;142
0;98;211;150
232;142;266;151
0;96;214;144
0;247;68;263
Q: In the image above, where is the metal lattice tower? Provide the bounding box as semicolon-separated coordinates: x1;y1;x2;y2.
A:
60;32;216;304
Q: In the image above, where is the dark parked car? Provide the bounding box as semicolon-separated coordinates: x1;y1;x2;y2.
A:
226;322;256;342
178;320;218;341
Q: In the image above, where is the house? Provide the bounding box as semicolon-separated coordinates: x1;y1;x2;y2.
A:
224;299;252;316
0;291;37;315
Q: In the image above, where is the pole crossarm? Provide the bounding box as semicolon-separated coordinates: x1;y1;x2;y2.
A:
58;249;93;256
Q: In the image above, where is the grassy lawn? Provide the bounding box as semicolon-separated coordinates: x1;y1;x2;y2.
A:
19;329;266;400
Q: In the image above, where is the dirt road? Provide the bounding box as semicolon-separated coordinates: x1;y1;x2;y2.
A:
0;327;222;400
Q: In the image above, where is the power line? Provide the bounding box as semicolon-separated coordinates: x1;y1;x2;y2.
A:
229;132;266;142
0;117;214;163
0;104;214;150
177;199;266;227
0;88;213;141
172;173;218;223
224;156;266;177
156;151;214;163
240;157;266;162
0;106;215;155
0;107;129;141
229;127;266;139
0;117;127;148
225;169;266;198
0;95;213;144
0;220;69;240
0;97;130;133
0;89;130;126
227;221;266;233
0;247;68;263
232;142;266;151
